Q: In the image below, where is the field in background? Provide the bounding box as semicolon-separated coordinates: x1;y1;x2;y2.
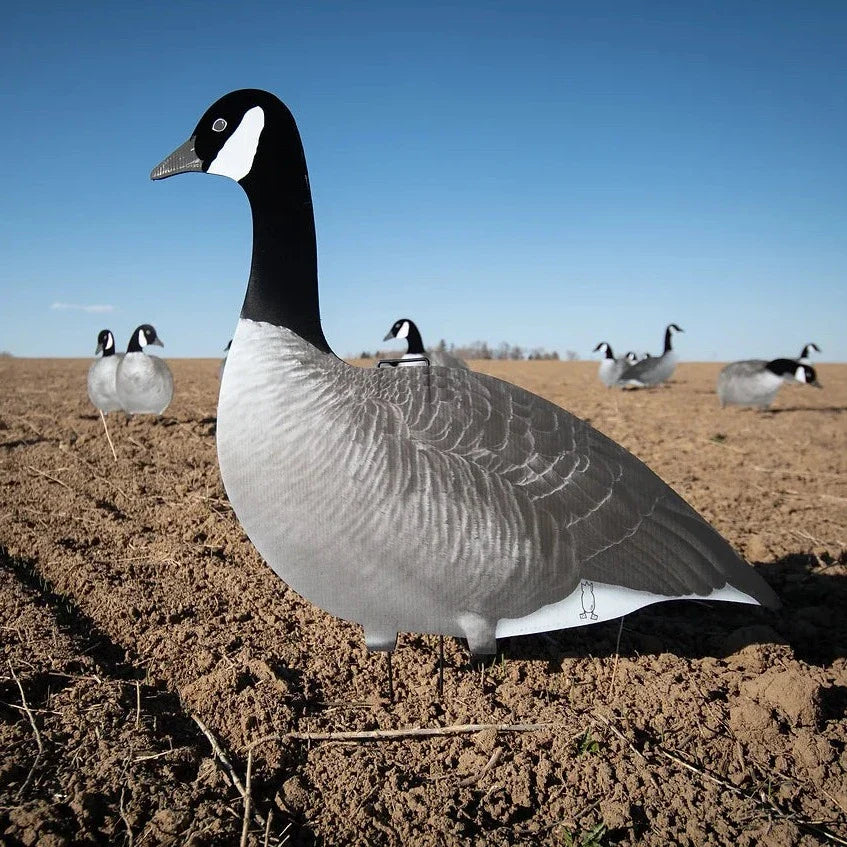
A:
1;358;845;846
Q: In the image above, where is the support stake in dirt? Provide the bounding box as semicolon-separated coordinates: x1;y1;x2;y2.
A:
100;409;118;463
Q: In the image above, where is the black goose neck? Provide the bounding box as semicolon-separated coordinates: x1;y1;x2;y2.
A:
604;344;614;360
237;121;331;355
102;345;115;357
663;326;674;354
127;334;143;353
405;322;425;355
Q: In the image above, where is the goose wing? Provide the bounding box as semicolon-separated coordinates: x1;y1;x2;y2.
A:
332;363;777;608
617;356;657;383
720;360;767;378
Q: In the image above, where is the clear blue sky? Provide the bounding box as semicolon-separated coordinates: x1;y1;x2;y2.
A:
2;1;845;361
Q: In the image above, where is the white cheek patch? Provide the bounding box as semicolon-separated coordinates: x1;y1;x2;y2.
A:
397;321;410;340
138;329;147;348
208;106;265;182
795;366;807;383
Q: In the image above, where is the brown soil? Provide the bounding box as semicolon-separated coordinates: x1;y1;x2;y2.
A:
1;357;845;846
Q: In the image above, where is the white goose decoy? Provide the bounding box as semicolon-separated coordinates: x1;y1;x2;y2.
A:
151;90;777;662
87;329;123;412
717;358;821;409
383;318;468;369
592;343;635;387
617;323;683;387
115;324;174;414
798;343;820;364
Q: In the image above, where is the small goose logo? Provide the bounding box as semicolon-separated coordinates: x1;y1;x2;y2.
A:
579;581;598;620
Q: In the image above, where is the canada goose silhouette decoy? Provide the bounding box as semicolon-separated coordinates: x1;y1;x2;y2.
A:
617;323;683;387
87;329;123;461
115;324;174;415
382;318;468;369
717;358;821;409
87;329;123;413
592;343;635;387
152;90;778;696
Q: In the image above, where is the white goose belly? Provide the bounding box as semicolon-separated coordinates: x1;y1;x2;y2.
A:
88;356;123;412
116;354;173;414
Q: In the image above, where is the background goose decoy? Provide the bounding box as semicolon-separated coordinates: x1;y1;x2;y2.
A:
87;329;123;413
592;342;635;387
382;318;468;369
717;358;821;409
798;342;821;364
152;89;777;673
115;324;174;414
617;323;683;387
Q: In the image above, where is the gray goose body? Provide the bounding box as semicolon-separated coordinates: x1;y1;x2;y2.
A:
617;324;682;387
87;330;123;412
717;358;819;409
154;89;778;656
115;325;174;415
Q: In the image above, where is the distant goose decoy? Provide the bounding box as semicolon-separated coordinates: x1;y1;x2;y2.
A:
87;329;123;412
152;90;777;678
115;324;173;414
717;358;821;409
618;323;683;387
383;318;468;369
592;343;634;387
798;343;820;364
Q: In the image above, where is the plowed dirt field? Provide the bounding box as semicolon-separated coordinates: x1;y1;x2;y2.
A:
1;357;845;846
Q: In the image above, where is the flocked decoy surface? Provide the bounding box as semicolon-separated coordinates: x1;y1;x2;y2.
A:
383;318;468;369
87;329;123;412
592;342;634;388
617;323;683;387
115;324;173;415
717;359;821;409
152;89;778;656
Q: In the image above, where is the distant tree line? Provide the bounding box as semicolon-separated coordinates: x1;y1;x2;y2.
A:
357;341;579;361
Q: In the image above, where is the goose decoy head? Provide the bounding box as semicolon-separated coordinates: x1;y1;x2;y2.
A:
384;319;413;342
625;351;638;364
592;342;613;359
95;329;115;357
799;342;821;360
795;363;822;388
127;324;164;353
667;323;683;334
151;89;297;185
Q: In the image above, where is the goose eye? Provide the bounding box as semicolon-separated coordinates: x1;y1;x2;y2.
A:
212;118;227;132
